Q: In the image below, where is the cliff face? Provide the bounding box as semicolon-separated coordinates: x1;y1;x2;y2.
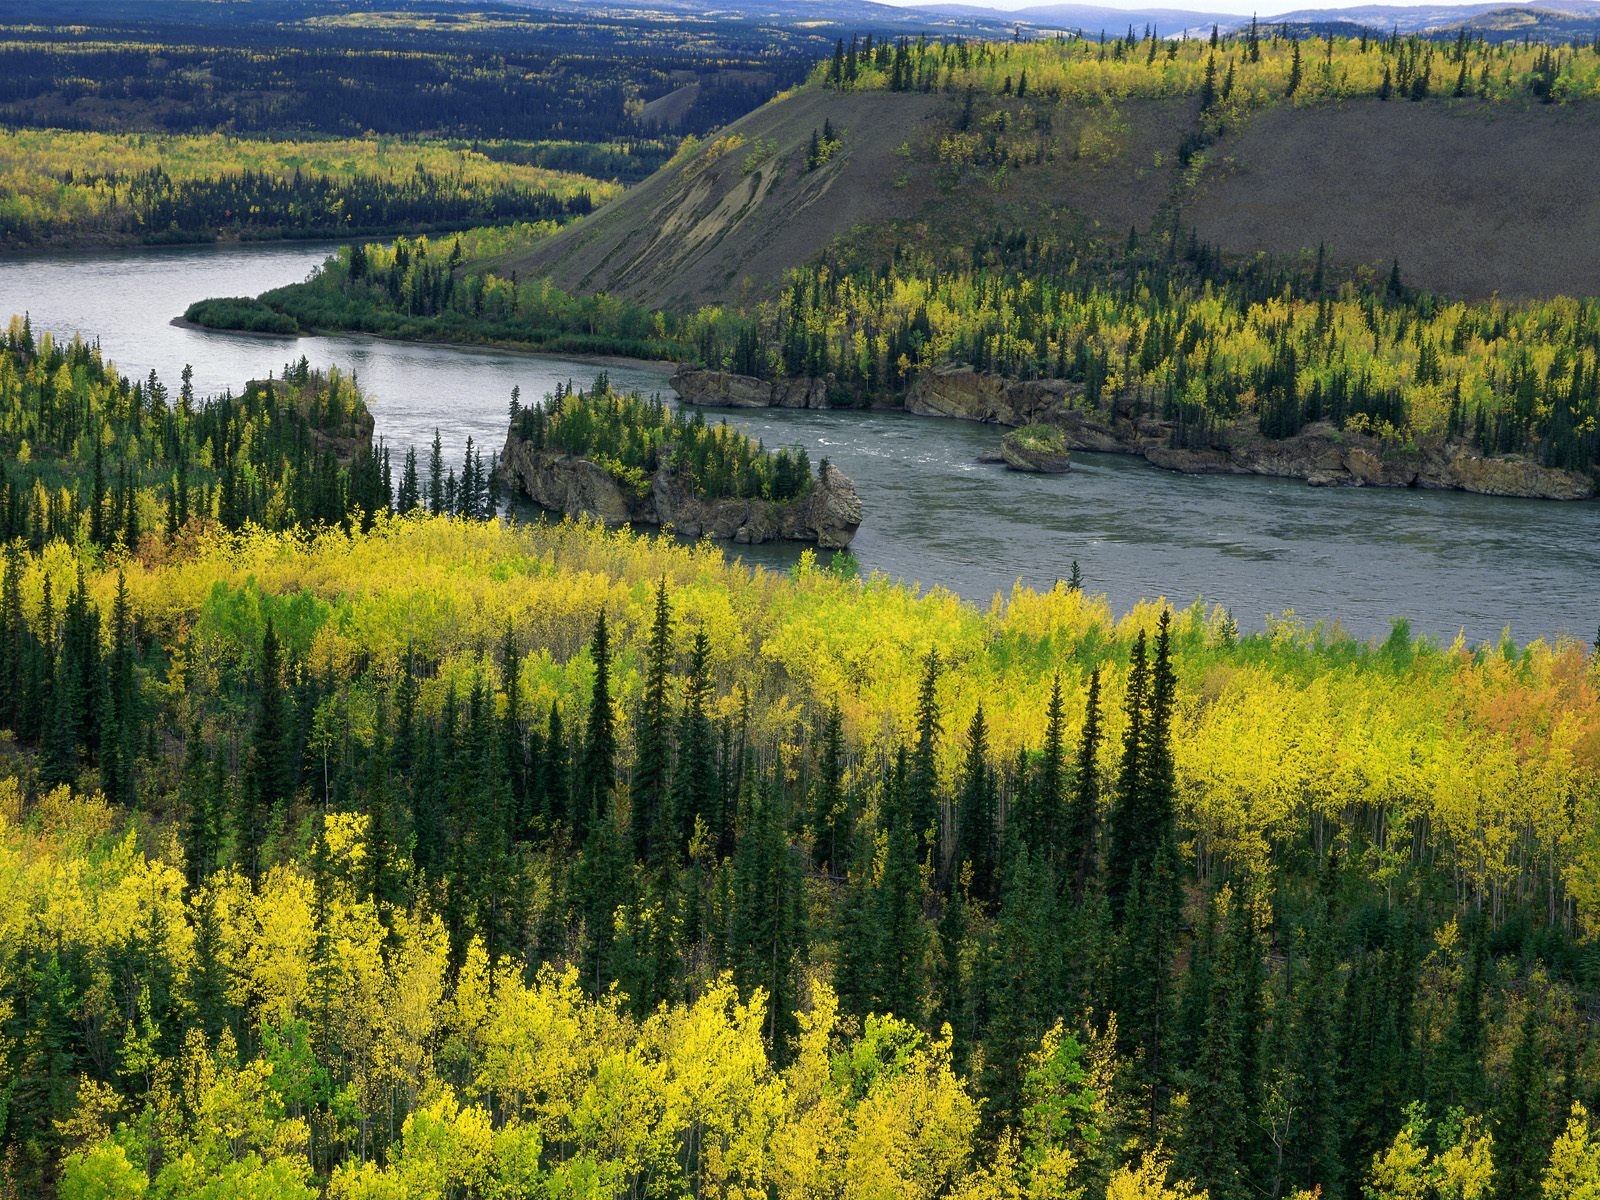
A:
498;433;863;549
904;365;1079;428
672;365;1596;501
670;366;837;410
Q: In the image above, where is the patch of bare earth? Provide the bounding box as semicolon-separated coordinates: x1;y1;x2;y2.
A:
1185;99;1600;299
500;86;1192;312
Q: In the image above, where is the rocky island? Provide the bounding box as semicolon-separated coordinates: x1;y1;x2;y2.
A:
1000;425;1072;473
499;377;862;548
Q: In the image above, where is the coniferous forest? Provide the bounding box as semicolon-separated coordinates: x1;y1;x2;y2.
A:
1;322;1600;1200
6;2;1600;1200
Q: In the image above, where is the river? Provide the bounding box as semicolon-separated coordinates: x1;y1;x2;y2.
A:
2;240;1595;645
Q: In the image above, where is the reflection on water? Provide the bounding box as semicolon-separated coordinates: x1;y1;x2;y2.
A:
3;241;1597;644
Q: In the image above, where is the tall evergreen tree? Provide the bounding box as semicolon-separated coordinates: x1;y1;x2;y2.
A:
810;701;849;873
954;704;998;901
631;581;673;864
1106;631;1150;913
1017;672;1065;856
909;648;942;852
1065;668;1102;900
427;428;444;514
670;631;716;857
730;771;806;1048
246;618;295;875
578;609;616;839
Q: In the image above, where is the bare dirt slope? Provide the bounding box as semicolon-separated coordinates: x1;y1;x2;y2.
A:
1185;100;1600;298
500;85;1191;311
502;82;1600;311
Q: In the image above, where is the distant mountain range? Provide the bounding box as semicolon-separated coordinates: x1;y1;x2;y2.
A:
559;0;1600;39
928;0;1600;36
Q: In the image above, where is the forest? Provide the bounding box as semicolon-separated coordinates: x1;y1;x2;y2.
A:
0;318;517;549
185;230;685;361
8;7;1600;1200
215;214;1600;474
0;1;818;143
0;130;613;247
822;25;1600;105
512;378;818;504
1;319;1600;1200
180;20;1600;476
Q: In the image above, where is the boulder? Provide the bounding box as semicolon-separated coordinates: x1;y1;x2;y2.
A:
1435;446;1594;500
904;365;1079;426
999;425;1072;473
675;363;1596;502
498;441;636;525
670;365;836;410
780;461;864;548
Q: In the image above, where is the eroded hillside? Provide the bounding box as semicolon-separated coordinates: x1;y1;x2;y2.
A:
497;45;1600;309
497;85;1192;310
1187;99;1600;299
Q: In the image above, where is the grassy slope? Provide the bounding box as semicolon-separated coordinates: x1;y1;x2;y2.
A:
497;79;1600;310
499;85;1191;311
1187;99;1600;299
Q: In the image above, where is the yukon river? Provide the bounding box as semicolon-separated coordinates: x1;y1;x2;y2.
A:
2;240;1596;644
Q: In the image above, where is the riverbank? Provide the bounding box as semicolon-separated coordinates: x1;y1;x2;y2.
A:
0;226;484;257
168;312;673;376
671;365;1598;503
13;239;1600;643
182;293;684;366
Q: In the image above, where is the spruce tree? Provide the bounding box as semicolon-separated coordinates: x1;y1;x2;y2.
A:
1106;632;1149;913
247;618;295;875
909;648;942;852
179;725;218;892
577;610;616;840
427;428;444;514
729;771;806;1048
101;569;136;808
1107;611;1177;915
579;805;629;995
954;704;998;901
984;846;1061;1125
1065;668;1102;900
631;581;673;864
1020;672;1065;856
1496;996;1557;1200
670;631;716;857
811;701;848;872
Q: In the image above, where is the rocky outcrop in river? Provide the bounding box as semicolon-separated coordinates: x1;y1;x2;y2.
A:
905;365;1079;427
1000;425;1072;473
671;365;837;409
670;364;1595;501
498;435;863;548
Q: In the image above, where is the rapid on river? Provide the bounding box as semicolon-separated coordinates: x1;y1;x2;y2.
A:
2;240;1596;645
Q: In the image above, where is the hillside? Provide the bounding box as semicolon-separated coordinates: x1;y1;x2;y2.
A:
1187;100;1600;299
502;72;1600;311
498;85;1189;310
190;34;1600;491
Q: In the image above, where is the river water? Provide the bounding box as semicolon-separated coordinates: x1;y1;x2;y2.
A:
2;241;1595;645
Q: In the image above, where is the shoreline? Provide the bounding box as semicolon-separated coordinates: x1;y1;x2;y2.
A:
169;314;674;376
168;318;1597;504
0;221;546;261
671;365;1600;504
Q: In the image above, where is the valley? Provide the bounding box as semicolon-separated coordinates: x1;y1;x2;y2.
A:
4;7;1600;1200
11;241;1598;642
